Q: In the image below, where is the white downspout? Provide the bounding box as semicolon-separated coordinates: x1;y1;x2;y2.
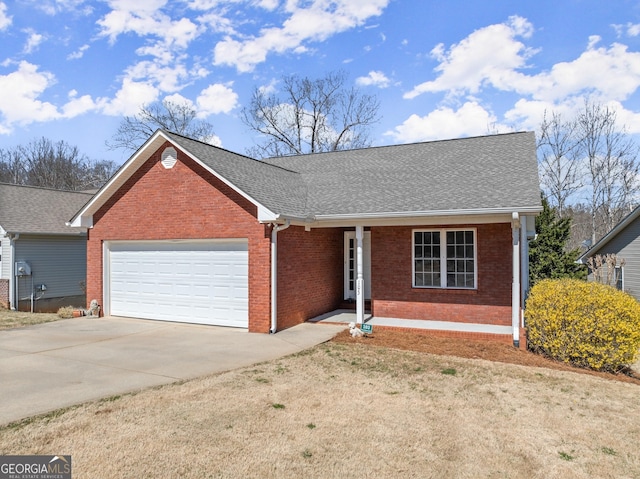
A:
520;216;529;322
355;225;364;325
7;233;18;311
511;212;521;348
270;220;291;334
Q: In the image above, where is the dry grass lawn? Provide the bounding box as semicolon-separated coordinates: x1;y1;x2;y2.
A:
2;329;640;478
0;307;61;330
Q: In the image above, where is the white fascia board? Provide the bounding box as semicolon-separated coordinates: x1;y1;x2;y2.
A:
577;204;640;263
68;130;169;228
309;206;542;228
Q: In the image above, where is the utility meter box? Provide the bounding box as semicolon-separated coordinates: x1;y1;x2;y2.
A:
15;261;31;276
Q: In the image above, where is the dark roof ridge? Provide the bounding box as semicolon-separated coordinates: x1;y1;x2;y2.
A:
265;130;533;160
161;129;302;175
0;182;94;195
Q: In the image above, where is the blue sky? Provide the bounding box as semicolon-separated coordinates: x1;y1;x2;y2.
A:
1;0;640;164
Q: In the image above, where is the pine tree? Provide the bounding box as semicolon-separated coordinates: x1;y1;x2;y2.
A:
529;195;587;286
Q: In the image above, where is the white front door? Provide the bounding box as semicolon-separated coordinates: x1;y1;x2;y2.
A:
344;231;371;300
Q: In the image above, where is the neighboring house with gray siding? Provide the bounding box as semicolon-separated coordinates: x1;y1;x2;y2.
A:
0;183;93;311
578;205;640;301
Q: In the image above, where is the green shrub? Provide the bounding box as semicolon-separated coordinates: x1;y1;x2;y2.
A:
526;279;640;372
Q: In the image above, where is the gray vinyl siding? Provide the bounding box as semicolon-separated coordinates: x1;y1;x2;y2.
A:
0;233;9;280
13;235;87;299
589;216;640;301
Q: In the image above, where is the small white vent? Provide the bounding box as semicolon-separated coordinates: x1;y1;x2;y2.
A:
161;147;177;169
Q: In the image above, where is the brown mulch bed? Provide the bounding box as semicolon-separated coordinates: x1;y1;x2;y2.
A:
331;328;640;386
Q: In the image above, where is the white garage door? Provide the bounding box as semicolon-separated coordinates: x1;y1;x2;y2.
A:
108;240;248;327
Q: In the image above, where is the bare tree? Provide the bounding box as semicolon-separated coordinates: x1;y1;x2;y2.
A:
0;147;26;184
241;70;381;158
107;99;217;152
577;100;640;244
537;111;582;217
0;137;118;191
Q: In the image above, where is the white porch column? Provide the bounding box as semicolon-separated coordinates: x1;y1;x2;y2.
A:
520;215;529;312
355;225;365;325
511;212;521;347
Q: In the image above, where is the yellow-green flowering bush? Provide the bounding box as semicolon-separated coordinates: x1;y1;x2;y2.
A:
526;278;640;372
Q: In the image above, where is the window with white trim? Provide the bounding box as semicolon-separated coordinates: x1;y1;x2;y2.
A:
615;266;624;291
413;229;476;289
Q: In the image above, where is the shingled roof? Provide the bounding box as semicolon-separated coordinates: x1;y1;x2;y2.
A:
165;130;541;219
163;131;309;218
70;130;542;228
263;131;541;217
0;183;92;235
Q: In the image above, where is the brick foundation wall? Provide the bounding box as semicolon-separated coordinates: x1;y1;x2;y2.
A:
0;279;9;309
371;223;513;326
87;141;272;333
367;325;528;350
276;226;343;330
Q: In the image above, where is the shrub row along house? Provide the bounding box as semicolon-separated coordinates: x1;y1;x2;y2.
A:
68;130;541;347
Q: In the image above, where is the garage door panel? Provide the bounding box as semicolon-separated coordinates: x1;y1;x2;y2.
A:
109;240;248;327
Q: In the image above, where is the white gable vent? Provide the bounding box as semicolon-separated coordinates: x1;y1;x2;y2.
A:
161;147;178;169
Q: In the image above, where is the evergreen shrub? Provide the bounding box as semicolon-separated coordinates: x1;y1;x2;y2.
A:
526;279;640;372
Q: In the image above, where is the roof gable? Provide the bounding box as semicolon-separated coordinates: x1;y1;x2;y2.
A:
0;183;93;235
70;130;542;228
578;205;640;262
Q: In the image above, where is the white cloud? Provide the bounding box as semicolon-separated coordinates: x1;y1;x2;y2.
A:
126;59;189;92
404;15;536;99
196;82;238;116
0;2;12;31
253;0;278;10
98;1;199;48
100;77;159;116
521;40;640;103
356;70;390;88
613;22;640;38
62;90;98;117
213;0;390;72
23;30;45;54
385;101;507;143
67;44;90;60
0;61;60;127
29;0;92;15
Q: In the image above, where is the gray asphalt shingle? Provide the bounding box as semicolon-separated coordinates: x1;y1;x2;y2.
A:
164;130;541;218
0;183;93;235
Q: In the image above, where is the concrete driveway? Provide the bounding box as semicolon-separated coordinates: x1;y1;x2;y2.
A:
0;316;345;425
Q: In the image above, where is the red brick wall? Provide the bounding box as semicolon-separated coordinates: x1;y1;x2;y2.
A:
371;223;512;326
87;141;272;332
276;226;343;330
0;279;9;309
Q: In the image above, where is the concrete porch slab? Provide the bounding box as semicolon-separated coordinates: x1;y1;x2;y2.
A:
310;310;512;336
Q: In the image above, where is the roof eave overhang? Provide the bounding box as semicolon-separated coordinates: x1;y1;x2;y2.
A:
577;204;640;263
297;206;543;228
3;230;87;237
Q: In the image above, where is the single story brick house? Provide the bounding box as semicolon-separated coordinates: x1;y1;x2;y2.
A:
69;130;541;346
1;183;93;311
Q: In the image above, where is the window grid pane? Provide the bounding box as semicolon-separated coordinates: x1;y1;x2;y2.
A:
445;230;475;288
414;232;440;287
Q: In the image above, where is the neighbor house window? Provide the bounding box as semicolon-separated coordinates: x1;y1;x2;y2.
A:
615;266;624;291
413;229;476;289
